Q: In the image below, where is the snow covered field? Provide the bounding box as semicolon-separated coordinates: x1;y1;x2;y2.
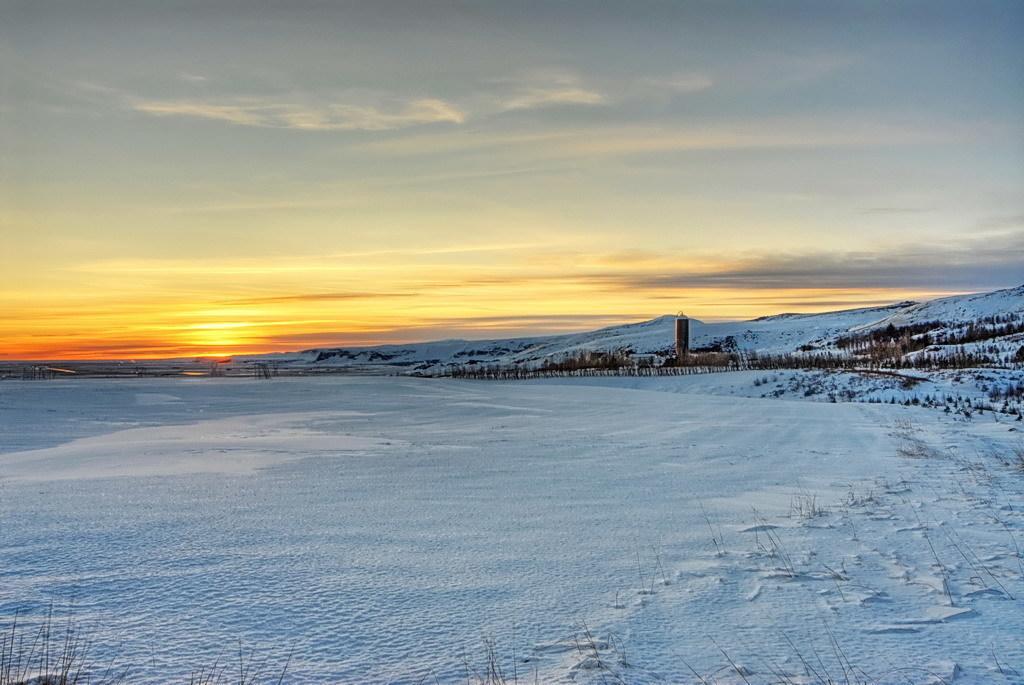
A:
2;376;1023;683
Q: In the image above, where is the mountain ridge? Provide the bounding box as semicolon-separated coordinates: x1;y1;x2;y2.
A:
244;284;1024;374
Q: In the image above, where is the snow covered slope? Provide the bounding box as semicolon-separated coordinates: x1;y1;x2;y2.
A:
241;284;1024;374
864;284;1024;329
4;377;1023;683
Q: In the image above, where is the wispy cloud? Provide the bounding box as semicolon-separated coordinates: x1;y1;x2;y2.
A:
132;97;465;131
499;87;606;111
490;69;608;112
359;115;980;158
72;242;548;275
226;291;416;305
81;68;609;132
263;314;644;348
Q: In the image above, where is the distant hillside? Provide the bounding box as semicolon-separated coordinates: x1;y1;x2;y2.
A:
241;284;1024;375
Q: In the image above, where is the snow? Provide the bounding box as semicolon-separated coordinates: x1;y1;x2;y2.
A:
523;367;1024;413
0;410;391;480
866;284;1024;330
2;376;1023;683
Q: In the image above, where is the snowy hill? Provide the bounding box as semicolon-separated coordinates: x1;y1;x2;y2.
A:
242;284;1024;375
866;284;1024;328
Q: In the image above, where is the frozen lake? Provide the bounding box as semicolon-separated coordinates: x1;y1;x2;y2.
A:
2;376;1022;683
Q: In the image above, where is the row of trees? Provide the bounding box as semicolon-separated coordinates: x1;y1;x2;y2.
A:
446;363;744;380
834;318;1024;363
441;342;1023;379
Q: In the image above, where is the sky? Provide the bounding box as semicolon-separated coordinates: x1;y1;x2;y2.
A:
2;1;1023;359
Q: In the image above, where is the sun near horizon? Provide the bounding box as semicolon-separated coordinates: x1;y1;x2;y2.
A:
3;2;1023;361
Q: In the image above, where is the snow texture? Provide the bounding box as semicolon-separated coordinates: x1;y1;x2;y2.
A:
2;376;1023;683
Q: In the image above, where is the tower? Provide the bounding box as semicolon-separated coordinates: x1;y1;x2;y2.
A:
675;315;690;360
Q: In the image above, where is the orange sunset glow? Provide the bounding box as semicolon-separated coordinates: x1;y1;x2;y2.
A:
0;250;971;359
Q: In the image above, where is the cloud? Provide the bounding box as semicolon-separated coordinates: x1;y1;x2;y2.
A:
132;100;266;126
357;114;988;158
226;291;416;305
263;313;644;349
0;338;212;360
553;119;973;156
132;97;465;131
488;69;608;112
582;231;1024;293
498;87;607;111
70;242;549;278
